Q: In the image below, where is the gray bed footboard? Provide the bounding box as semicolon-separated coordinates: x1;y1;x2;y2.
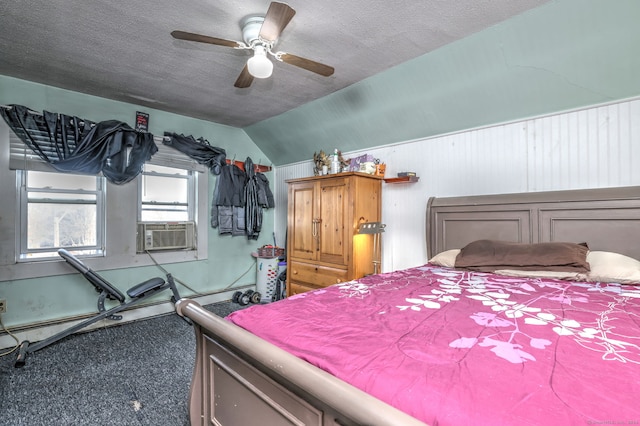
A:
176;299;427;426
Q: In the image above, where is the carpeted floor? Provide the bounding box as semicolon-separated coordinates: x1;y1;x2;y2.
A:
0;301;246;426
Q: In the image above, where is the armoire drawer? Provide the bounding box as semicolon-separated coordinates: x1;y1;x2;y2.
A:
289;281;321;295
288;262;347;287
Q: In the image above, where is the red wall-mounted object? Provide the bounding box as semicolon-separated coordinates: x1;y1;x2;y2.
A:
226;159;272;173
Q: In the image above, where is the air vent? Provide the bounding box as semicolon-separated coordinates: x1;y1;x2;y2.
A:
136;222;196;252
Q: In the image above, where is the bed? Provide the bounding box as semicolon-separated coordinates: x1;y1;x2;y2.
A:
176;185;640;425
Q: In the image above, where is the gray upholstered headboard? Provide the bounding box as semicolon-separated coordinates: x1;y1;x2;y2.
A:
426;186;640;260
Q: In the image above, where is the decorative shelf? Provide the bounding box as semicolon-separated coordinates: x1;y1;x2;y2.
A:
384;176;420;184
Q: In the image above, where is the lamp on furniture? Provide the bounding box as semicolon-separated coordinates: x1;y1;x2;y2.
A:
357;221;386;275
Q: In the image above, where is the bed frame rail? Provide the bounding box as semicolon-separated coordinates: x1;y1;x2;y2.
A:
176;299;427;426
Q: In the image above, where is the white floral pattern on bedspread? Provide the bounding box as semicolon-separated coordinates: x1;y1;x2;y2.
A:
227;265;640;426
345;267;640;365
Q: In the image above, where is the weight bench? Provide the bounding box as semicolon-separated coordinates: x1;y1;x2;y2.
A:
15;248;185;368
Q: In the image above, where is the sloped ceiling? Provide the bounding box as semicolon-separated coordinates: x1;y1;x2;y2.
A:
247;0;640;164
1;1;639;165
0;0;550;126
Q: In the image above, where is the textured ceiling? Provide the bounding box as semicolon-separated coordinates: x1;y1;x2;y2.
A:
0;0;550;128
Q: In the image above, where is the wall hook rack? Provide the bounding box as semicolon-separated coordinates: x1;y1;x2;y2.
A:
226;158;272;173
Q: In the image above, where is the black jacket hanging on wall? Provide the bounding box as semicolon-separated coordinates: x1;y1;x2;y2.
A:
211;163;247;235
210;157;274;239
244;157;275;240
255;173;275;209
0;104;157;184
244;158;261;240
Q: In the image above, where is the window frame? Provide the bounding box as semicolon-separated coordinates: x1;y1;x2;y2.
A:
0;120;209;281
138;163;196;223
16;169;107;261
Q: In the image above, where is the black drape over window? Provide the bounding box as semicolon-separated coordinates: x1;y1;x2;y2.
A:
163;132;226;175
1;104;157;184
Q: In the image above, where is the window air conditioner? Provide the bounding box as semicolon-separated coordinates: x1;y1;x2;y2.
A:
136;222;196;252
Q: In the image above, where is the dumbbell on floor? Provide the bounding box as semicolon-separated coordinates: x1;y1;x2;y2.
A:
232;289;262;306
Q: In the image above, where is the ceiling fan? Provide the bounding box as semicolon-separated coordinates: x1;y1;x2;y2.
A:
171;2;335;88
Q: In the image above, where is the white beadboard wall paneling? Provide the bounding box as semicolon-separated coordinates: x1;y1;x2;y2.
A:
274;97;640;273
525;99;640;191
273;162;313;248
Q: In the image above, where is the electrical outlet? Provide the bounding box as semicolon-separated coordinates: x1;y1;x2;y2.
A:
0;299;6;314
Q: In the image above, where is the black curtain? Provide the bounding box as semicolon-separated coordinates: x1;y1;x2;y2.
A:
163;132;226;175
1;104;157;184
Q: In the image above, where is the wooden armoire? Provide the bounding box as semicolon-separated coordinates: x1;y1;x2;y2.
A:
286;172;383;295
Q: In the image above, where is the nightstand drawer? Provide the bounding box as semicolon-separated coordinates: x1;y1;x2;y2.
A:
289;262;347;287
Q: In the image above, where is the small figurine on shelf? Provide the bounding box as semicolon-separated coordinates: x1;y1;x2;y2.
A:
338;151;350;172
375;162;386;177
313;150;331;175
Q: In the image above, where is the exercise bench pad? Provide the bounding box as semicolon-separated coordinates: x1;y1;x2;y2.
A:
127;277;166;299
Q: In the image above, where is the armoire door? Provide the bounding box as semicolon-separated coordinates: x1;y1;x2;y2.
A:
317;177;349;266
287;181;316;261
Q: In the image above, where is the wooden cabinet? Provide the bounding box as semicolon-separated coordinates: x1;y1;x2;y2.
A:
286;172;382;296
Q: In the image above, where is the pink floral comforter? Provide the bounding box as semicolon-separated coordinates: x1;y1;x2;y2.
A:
227;265;640;425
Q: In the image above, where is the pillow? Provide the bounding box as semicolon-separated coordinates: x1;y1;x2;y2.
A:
429;249;460;267
454;239;590;273
429;249;582;280
578;251;640;284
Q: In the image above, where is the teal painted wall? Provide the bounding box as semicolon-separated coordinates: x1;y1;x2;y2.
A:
0;76;274;328
245;0;640;165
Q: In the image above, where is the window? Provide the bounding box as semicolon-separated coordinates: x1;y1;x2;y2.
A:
1;120;209;281
18;170;106;260
139;164;195;222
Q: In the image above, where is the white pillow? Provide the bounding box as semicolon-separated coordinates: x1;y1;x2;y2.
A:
429;249;640;284
429;249;460;268
579;251;640;284
493;269;581;280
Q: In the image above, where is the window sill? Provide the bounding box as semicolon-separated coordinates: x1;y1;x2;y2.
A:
0;249;205;282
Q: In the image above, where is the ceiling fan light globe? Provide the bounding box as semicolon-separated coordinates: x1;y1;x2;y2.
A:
247;47;273;79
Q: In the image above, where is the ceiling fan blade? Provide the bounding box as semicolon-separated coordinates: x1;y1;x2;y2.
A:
280;53;335;77
234;65;254;88
171;30;241;48
259;2;296;42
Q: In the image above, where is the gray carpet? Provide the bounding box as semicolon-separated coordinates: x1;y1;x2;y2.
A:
0;301;246;426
